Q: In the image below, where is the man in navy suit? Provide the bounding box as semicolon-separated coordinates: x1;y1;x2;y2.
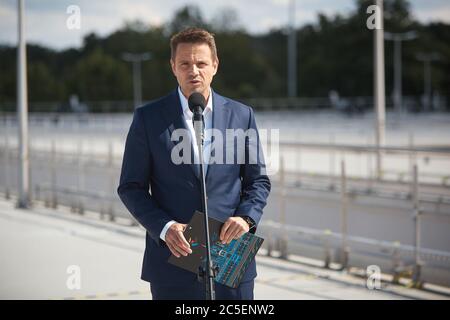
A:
118;27;271;300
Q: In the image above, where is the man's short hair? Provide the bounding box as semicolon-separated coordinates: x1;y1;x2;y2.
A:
170;27;218;61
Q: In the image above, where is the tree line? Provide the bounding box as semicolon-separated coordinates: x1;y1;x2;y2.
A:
0;0;449;112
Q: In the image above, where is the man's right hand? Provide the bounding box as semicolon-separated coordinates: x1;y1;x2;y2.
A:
165;223;192;258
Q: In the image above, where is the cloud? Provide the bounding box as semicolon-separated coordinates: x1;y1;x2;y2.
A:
0;0;449;50
0;4;17;46
412;6;450;24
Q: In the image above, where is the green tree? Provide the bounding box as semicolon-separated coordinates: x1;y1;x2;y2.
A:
70;48;131;102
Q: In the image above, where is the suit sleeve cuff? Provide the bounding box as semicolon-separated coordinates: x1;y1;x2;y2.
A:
160;220;176;242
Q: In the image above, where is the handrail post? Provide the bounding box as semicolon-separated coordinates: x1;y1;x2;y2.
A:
340;159;349;270
329;133;335;179
4;118;10;200
412;164;423;288
77;140;84;215
278;155;288;259
107;141;115;221
51;139;58;209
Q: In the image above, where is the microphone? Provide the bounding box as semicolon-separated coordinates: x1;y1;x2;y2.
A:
188;92;206;146
187;93;215;300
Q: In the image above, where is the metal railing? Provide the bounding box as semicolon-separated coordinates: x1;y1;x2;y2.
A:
1;133;450;288
278;141;450;186
1;94;447;112
263;154;450;288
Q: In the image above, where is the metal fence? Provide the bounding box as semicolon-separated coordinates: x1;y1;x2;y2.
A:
1;116;450;289
1;94;448;113
263;153;450;288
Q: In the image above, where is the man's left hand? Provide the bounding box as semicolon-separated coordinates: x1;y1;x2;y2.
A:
219;217;250;244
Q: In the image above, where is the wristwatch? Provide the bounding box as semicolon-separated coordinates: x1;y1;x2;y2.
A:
242;216;256;230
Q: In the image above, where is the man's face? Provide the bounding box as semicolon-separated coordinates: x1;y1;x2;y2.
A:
170;42;219;101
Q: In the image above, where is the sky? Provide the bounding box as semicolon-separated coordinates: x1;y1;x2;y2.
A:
1;0;449;50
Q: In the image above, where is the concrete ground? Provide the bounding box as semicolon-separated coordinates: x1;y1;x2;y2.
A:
0;198;447;300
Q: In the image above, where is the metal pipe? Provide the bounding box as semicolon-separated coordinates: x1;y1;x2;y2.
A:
76;140;84;214
394;38;402;114
4;118;10;199
17;0;30;208
340;159;349;268
122;52;151;108
416;52;440;112
374;0;385;181
384;31;417;115
108;141;115;221
287;0;297;98
51;140;57;208
412;164;422;287
279;156;288;259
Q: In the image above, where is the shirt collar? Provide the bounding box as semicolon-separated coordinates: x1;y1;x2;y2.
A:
178;87;213;117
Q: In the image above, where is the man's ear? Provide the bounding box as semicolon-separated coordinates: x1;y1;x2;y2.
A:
213;58;219;76
170;59;176;76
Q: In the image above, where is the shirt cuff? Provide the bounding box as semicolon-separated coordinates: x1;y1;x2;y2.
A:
160;220;176;242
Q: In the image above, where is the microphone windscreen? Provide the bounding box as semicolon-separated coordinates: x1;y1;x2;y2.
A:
188;92;206;113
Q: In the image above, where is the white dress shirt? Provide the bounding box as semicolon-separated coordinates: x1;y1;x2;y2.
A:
159;87;214;242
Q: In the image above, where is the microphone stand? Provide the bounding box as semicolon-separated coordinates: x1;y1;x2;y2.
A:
193;110;216;300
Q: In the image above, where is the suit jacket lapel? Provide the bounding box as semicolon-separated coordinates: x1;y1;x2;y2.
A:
205;90;231;184
161;89;200;181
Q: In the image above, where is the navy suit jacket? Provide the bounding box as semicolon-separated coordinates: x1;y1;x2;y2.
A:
117;88;271;286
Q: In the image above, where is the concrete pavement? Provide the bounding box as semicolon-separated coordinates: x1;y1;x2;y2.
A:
0;198;447;300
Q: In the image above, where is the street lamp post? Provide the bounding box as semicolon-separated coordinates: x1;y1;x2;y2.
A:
416;52;440;112
122;52;151;108
384;31;417;115
17;0;30;209
287;0;297;98
374;0;386;181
